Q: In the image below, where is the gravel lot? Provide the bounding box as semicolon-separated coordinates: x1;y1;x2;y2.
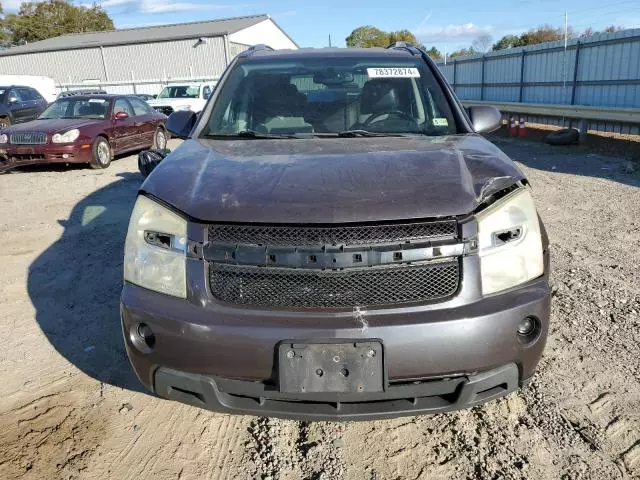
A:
0;137;639;480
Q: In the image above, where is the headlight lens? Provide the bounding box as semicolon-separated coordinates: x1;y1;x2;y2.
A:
124;195;187;298
175;105;192;111
52;128;80;143
0;134;7;144
477;187;544;295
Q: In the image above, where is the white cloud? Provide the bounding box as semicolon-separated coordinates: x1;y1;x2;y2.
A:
79;0;246;15
414;23;494;41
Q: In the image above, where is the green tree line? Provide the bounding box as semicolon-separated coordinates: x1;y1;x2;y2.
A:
346;24;623;60
0;0;113;48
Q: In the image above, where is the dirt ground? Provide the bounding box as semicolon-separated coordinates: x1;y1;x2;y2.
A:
0;137;639;480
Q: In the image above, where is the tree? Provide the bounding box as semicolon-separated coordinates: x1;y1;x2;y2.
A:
518;25;569;46
449;47;476;58
472;34;493;53
345;25;426;49
425;46;441;60
5;0;113;45
345;26;388;48
581;27;596;38
387;29;425;49
492;34;520;50
604;25;622;33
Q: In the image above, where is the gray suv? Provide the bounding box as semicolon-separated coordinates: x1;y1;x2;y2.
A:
121;43;550;420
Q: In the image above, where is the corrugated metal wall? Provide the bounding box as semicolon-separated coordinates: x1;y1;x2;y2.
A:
0;38;249;87
436;28;640;109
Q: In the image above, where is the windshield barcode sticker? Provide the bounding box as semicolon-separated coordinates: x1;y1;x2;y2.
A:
433;118;449;126
367;68;420;78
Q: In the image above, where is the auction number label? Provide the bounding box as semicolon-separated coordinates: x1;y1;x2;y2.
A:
367;67;420;78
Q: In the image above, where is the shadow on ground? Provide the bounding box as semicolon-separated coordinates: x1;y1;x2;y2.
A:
489;134;640;189
27;172;147;393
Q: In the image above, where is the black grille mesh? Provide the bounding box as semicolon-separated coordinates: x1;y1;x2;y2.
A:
209;220;457;246
209;261;459;308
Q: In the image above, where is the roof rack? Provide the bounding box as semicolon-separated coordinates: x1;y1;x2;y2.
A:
386;42;422;56
239;44;274;57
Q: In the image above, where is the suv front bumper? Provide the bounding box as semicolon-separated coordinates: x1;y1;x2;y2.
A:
121;273;550;420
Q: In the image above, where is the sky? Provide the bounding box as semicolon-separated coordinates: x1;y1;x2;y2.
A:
5;0;640;51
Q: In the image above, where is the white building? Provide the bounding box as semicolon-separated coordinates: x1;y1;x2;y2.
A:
0;14;298;95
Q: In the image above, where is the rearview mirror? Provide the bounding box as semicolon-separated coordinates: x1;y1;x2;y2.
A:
166;110;197;139
467;105;502;133
114;111;129;121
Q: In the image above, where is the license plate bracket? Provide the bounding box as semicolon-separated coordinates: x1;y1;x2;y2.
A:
278;341;384;393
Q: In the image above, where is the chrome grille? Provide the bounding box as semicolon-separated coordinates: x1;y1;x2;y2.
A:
209;261;460;309
10;132;47;145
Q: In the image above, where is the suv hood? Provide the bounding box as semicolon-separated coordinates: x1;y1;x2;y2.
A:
142;134;525;224
148;99;198;108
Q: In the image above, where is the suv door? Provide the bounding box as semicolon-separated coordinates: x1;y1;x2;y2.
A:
17;88;46;121
111;98;137;152
6;89;30;124
127;96;156;147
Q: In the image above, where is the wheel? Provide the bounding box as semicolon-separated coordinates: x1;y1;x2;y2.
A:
0;117;11;129
89;137;112;169
152;127;168;150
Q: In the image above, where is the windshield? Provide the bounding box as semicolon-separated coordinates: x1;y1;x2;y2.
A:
39;98;109;120
203;57;458;137
157;86;199;99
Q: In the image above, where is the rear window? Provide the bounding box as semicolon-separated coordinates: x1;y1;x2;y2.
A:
203;56;457;137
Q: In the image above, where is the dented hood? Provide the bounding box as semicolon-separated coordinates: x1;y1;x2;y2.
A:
141;134;525;223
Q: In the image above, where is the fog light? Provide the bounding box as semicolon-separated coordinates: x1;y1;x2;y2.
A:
62;153;69;159
137;323;155;348
130;322;155;352
517;317;536;335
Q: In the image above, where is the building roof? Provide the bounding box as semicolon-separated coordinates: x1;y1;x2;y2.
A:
0;14;269;57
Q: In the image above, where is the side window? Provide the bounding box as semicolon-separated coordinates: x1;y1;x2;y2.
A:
30;88;44;102
113;98;134;116
203;86;212;99
128;97;152;116
18;88;34;101
8;89;23;103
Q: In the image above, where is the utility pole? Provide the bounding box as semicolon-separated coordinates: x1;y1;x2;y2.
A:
328;35;332;48
563;11;568;88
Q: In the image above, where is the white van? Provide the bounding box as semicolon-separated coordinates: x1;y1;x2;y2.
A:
0;75;57;103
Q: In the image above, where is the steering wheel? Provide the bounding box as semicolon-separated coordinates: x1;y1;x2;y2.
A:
363;110;416;126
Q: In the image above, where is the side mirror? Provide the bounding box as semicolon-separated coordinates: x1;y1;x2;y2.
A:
467;105;502;133
166;110;197;139
7;96;18;104
114;111;129;121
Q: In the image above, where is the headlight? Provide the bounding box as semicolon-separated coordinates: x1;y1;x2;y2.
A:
124;195;187;298
0;134;7;144
52;128;80;143
477;187;544;295
175;105;192;111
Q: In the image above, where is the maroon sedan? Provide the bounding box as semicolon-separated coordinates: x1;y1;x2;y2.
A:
0;94;167;171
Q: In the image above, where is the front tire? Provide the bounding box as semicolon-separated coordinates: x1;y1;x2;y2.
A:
152;127;168;150
89;137;112;169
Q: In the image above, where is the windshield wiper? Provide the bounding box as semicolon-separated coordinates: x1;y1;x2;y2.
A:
335;130;409;138
204;130;299;139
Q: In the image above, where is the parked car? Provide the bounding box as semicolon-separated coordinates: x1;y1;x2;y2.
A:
147;83;214;116
57;89;108;99
0;94;167;171
0;85;49;128
122;44;550;421
0;75;57;103
134;93;156;102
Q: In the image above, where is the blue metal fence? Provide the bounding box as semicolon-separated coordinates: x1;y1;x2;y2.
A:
436;28;640;109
